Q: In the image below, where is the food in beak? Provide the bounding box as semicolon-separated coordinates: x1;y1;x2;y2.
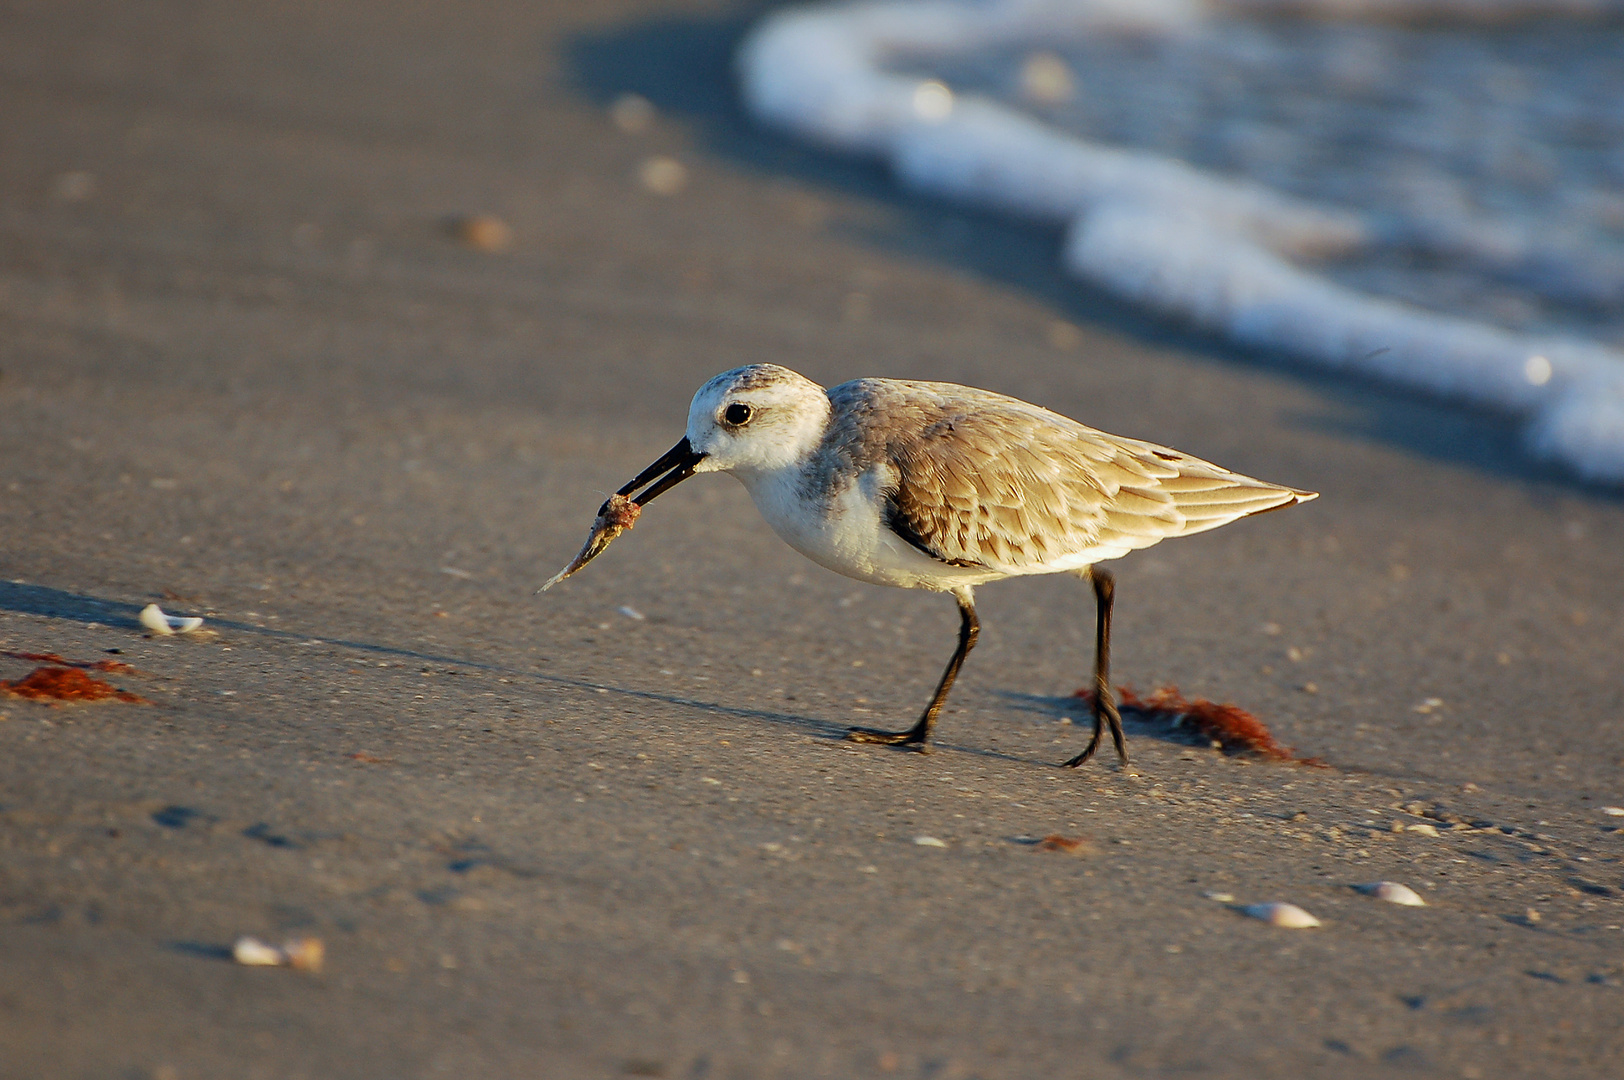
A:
537;437;703;593
537;493;642;593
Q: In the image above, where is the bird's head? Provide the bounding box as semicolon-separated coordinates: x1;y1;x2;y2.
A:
684;364;830;477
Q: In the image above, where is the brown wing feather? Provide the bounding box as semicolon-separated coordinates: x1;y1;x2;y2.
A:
858;382;1313;572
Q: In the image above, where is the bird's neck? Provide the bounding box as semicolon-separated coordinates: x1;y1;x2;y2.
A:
727;409;836;525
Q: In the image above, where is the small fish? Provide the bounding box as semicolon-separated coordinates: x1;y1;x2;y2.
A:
537;493;645;593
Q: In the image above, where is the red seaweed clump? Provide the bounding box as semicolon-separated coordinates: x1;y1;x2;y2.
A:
1;666;150;704
1036;834;1089;854
1074;684;1322;766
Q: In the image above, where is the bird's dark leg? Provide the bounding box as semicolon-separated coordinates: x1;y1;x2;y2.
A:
847;593;979;749
1063;568;1129;768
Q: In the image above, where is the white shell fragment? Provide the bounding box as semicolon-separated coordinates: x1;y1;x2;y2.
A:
140;603;204;635
1357;881;1427;906
232;937;284;966
912;835;948;848
1242;902;1320;928
232;935;324;972
1602;806;1624;817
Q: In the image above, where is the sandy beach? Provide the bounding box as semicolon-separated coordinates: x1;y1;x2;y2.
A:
2;2;1622;1077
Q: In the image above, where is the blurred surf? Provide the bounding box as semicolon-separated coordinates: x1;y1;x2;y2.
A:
739;0;1624;483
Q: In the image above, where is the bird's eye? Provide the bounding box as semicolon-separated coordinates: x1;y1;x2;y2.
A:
723;402;753;426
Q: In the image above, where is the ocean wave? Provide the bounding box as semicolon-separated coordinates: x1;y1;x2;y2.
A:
738;0;1624;483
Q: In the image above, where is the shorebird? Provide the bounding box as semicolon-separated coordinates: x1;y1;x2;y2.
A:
544;365;1315;767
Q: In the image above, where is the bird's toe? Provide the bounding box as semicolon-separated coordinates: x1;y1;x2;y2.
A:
845;726;925;749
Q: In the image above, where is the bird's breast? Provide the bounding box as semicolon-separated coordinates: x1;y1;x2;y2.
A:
733;464;994;590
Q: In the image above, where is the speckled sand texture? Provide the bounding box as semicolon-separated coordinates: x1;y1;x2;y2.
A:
1;3;1621;1077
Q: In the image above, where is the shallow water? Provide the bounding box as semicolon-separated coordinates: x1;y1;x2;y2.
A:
908;15;1624;346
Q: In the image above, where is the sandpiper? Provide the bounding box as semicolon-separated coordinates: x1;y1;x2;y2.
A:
544;364;1315;767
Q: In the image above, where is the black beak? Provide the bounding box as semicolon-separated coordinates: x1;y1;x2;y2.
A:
605;436;706;514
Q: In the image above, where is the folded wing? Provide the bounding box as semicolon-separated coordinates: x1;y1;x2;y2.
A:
884;396;1315;573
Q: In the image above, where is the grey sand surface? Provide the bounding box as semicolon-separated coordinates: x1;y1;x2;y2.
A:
2;2;1622;1077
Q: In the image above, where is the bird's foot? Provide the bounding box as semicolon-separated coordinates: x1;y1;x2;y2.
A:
845;726;928;751
1061;732;1102;769
1060;746;1131;770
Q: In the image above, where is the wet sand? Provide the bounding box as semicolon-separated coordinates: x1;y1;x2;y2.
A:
2;2;1622;1077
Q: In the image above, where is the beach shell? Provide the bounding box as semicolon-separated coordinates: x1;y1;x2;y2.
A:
912;835;947;848
139;603;203;635
452;215;512;254
232;935;324;971
1242;902;1320;928
1357;881;1426;906
232;937;285;966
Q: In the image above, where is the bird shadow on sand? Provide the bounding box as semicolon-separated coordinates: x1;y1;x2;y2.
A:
997;687;1364;772
168;941;235;963
995;688;1470;784
0;580;500;670
561;2;1624;501
0;580;1341;771
996;688;1223;754
0;581;1073;766
0;582;147;630
0;581;854;740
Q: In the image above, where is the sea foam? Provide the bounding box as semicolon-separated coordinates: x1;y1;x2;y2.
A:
738;0;1624;483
